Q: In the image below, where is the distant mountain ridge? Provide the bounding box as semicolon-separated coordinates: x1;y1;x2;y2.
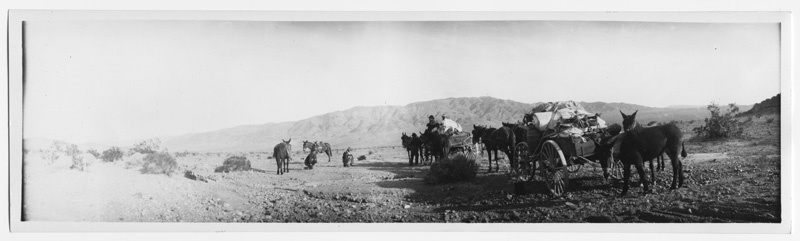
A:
155;96;749;152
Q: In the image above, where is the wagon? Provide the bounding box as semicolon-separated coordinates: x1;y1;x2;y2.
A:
511;103;624;197
444;131;478;160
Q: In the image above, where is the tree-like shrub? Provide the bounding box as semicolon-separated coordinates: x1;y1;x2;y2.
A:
140;152;178;176
423;154;479;184
101;146;124;162
357;155;367;161
693;102;745;139
214;155;251;173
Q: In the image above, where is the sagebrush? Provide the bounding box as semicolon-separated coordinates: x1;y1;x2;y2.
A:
140;152;178;176
133;138;163;154
101;146;124;162
423;154;479;184
693;102;745;139
215;155;251;173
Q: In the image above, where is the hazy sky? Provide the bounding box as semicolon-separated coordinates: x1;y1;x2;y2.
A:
23;20;780;143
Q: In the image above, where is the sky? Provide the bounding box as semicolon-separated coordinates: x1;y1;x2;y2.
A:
22;20;781;143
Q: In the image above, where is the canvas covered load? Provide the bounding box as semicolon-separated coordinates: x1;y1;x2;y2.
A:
525;100;608;137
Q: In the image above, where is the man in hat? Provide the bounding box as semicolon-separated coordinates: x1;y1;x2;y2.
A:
342;147;354;167
425;115;440;133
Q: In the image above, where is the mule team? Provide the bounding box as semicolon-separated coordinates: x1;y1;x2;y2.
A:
273;110;687;196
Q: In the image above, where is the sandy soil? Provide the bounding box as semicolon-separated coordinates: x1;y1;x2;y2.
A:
22;118;781;223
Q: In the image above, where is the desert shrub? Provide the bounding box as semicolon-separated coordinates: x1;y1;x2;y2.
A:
101;146;124;162
132;138;163;154
86;149;101;158
766;118;774;124
215;155;251;173
646;121;658;126
423;154;479;184
368;150;375;155
71;153;96;171
357;155;367;161
140;152;178;176
693;102;745;139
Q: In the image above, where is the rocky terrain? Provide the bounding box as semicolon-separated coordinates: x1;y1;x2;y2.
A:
22;114;780;224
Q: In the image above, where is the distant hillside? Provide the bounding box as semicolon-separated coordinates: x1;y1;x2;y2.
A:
738;94;780;117
155;97;746;153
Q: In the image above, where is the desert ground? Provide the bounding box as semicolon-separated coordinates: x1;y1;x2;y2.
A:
22;115;781;223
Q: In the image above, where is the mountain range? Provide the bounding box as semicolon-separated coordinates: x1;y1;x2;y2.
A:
154;96;751;152
24;96;762;153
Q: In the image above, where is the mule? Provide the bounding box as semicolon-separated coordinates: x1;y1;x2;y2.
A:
418;131;432;164
273;139;292;175
401;133;412;161
491;125;517;170
315;141;333;162
502;122;527;146
621;111;679;183
472;125;500;172
302;140;315;152
422;124;447;162
607;111;688;195
408;133;423;166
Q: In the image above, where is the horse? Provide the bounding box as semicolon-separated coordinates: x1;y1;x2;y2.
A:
408;133;423;166
314;141;333;162
491;125;517;170
606;111;688;196
273;139;292;175
304;143;318;169
472;125;500;172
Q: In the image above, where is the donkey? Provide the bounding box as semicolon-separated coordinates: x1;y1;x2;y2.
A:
273;139;292;175
472;125;500;172
610;111;688;195
621;111;684;184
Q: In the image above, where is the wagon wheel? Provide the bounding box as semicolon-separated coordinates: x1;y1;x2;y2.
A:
608;157;624;180
465;145;477;160
540;140;569;197
512;142;533;182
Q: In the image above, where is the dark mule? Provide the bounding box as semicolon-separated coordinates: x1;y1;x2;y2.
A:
422;125;447;162
401;133;412;161
472;125;500;172
622;111;677;182
304;143;318;169
273;139;292;175
315;141;333;162
491;125;517;170
408;133;423;166
607;111;688;196
502;122;527;146
418;131;431;164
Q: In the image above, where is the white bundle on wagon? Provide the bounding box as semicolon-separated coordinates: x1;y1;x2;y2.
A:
525;100;607;138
